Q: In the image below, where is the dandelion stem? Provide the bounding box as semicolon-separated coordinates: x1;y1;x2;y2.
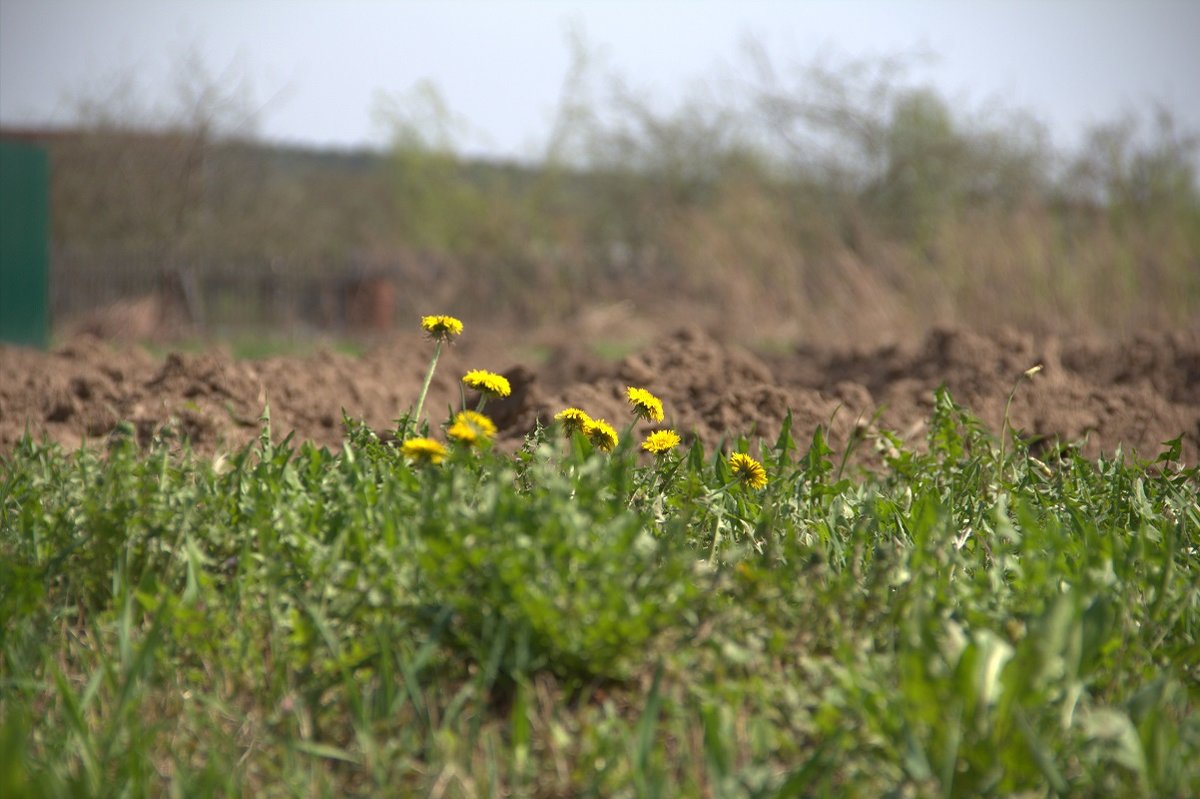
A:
999;363;1042;472
411;340;444;433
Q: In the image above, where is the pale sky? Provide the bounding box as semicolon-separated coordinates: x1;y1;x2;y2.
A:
2;0;1198;159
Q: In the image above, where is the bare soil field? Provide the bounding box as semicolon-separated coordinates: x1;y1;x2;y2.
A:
2;323;1198;464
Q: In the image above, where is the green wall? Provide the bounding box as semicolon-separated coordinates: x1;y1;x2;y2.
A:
0;140;50;348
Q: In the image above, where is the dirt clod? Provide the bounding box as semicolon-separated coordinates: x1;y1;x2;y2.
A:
2;325;1197;464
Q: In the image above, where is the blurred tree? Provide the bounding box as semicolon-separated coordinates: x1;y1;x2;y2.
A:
1067;107;1199;214
54;46;264;253
874;88;964;243
374;80;485;254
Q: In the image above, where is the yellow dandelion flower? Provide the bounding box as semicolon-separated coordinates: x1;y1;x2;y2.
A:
583;419;619;452
462;369;511;399
447;410;497;445
555;407;593;436
626;386;665;423
642;429;681;455
456;410;497;437
729;452;768;490
401;437;447;465
420;315;464;341
446;421;479;445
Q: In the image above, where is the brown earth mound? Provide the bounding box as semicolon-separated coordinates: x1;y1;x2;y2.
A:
2;326;1197;464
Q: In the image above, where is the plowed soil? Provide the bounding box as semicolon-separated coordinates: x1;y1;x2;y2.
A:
2;324;1198;465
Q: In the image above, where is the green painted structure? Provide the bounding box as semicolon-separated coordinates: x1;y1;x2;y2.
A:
0;140;50;348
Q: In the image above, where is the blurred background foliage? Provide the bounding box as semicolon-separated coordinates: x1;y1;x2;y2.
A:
31;40;1200;345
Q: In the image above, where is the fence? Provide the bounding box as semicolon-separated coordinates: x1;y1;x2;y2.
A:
49;249;450;340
